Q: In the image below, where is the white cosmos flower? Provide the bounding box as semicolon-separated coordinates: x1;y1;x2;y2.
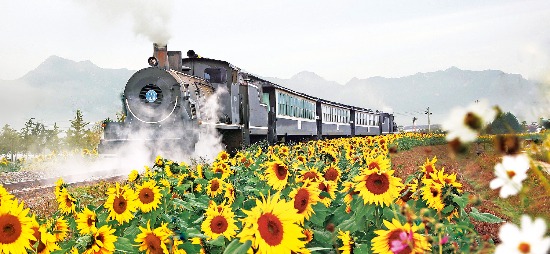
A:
489;154;530;198
495;215;550;254
442;100;497;143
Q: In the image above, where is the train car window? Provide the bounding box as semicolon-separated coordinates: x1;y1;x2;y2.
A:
204;68;227;83
261;93;269;106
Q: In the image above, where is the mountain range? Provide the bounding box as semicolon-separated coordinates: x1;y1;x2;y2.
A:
0;56;546;130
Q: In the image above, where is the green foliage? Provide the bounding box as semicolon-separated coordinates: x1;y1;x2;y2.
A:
396;133;447;151
66;109;90;150
487;112;523;134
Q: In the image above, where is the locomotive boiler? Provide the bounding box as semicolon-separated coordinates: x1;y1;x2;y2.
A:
99;44;397;156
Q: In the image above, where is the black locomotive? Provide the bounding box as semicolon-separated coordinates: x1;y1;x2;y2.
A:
99;44;397;155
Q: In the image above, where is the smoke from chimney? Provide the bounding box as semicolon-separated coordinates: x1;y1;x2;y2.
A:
75;0;174;44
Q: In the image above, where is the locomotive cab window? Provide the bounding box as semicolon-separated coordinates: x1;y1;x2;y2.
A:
204;68;227;83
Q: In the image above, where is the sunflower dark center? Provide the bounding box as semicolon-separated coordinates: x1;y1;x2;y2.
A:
211;180;220;192
303;172;318;181
139;188;155;204
65;195;73;208
0;214;22;244
113;196;127;214
430;187;439;197
30;226;39;246
324;168;339;181
318;182;328;199
275;164;288;180
96;233;104;243
425;165;433;175
257;213;283;246
210;216;228;234
87;216;95;227
464;112;482;130
294;189;310;213
365;173;390;195
145;234;164;254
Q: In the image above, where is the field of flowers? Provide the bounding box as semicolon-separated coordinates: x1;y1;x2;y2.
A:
1;101;549;254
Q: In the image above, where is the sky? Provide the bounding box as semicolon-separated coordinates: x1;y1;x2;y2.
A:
1;0;549;85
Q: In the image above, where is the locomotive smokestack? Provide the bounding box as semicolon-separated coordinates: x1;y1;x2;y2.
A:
153;43;169;70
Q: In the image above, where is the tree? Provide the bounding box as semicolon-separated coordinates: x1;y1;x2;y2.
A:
486;112;523;134
66;110;90;150
45;123;62;153
0;124;22;160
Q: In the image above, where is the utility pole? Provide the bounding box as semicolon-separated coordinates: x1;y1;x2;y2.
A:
425;107;432;132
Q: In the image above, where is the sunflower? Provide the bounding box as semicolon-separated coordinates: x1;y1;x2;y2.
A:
83;225;117;254
165;165;174;177
135;221;170;254
363;154;391;172
211;162;232;180
76;207;97;234
135;180;163;213
289;181;321;224
338;230;353;254
216;151;231;162
353;167;403;207
54;178;66;198
50;217;69;242
155;155;164;167
420;179;444;211
35;225;60;254
323;164;341;183
371;219;430;254
206;178;224;198
128;169;140;182
0;199;36;253
192;164;204;179
201;203;238;240
104;182;138;224
420;156;437;179
297;166;323;183
224;182;236;205
56;188;77;215
429;167;462;191
340;181;357;212
237;193;306;254
318;180;337;207
0;185;14;205
303;228;313;244
264;159;290;191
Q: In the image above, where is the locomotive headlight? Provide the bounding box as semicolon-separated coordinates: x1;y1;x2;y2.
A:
145;89;158;103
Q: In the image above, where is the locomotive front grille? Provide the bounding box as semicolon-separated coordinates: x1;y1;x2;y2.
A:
139;84;163;104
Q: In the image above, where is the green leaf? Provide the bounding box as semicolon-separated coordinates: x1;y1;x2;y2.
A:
208;235;226;247
441;205;455;215
354;243;371;253
114;237;136;253
234;240;252;254
469;207;504;223
354;202;375;220
452;193;469;208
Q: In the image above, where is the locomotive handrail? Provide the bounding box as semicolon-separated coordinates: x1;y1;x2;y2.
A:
125;96;179;124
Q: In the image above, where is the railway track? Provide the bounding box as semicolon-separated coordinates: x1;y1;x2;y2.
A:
1;168;129;195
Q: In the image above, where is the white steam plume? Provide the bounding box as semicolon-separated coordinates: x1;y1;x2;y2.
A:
107;85;227;171
76;0;173;44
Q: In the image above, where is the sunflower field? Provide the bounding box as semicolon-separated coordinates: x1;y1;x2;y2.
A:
6;130;545;254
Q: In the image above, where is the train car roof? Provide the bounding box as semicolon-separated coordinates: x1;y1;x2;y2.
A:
183;56;387;115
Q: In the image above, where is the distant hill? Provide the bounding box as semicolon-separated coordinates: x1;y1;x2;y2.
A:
1;56;546;130
263;67;546;126
0;56;134;129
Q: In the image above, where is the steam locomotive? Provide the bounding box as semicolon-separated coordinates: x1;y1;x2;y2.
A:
99;44;397;155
